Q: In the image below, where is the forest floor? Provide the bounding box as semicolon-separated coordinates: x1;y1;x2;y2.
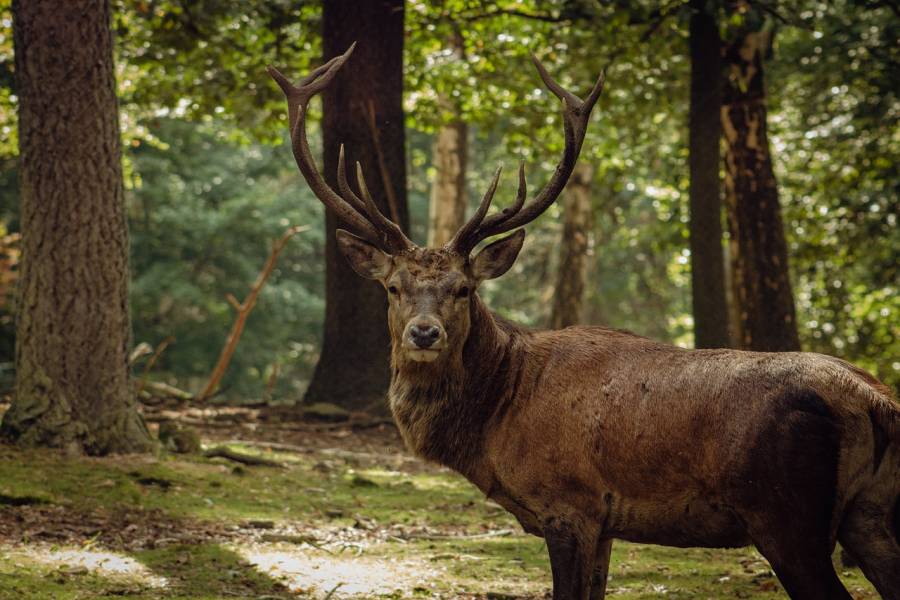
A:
0;402;879;600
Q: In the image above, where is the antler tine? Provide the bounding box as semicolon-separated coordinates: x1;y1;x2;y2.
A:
450;56;604;254
338;149;412;252
336;145;369;215
530;54;582;109
354;162;413;251
448;164;502;253
267;43;387;247
493;162;527;226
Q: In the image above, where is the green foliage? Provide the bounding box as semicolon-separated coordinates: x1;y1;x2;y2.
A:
769;0;900;387
113;0;321;143
128;118;326;399
0;0;15;158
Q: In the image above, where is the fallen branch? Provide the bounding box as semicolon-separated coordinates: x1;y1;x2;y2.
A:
260;534;333;556
266;417;396;432
142;380;193;401
203;446;285;468
197;225;309;401
142;416;239;429
219;440;311;454
207;443;402;465
405;529;514;541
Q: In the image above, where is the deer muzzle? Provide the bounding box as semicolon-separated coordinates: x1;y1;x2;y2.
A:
402;316;446;362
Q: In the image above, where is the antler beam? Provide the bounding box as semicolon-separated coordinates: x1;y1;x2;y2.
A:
268;44;412;253
450;55;604;255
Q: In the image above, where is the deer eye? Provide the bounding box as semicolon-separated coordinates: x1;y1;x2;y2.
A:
456;286;470;298
388;285;399;295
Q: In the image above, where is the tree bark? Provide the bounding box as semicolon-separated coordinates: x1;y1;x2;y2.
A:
721;27;801;351
428;120;468;247
1;0;154;454
303;0;408;411
549;163;593;329
688;0;730;349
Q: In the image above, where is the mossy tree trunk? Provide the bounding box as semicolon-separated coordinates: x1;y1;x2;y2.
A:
721;27;801;352
549;163;593;330
688;0;730;349
1;0;154;454
303;0;409;412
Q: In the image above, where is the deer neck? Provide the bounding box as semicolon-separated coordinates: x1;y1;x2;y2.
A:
388;295;524;477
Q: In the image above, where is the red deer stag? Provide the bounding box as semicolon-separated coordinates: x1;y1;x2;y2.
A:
269;45;900;600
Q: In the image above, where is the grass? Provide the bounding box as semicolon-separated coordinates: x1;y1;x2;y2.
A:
0;441;880;599
0;444;490;528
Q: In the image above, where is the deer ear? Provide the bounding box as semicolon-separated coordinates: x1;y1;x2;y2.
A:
335;229;392;280
471;229;525;281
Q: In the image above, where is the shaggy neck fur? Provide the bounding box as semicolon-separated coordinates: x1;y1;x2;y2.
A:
388;294;528;476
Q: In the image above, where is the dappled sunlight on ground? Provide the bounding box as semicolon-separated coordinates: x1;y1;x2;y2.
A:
238;542;442;597
2;543;169;588
0;421;882;599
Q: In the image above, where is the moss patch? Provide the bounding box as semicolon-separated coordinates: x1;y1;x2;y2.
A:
0;441;880;599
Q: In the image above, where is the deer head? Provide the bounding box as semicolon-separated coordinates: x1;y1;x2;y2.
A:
268;45;603;366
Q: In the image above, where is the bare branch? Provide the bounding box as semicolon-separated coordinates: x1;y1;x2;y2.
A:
196;225;309;402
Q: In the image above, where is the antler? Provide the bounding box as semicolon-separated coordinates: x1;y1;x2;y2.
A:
449;55;604;256
267;44;413;253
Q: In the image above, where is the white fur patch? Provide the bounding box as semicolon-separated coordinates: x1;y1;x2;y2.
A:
407;349;441;362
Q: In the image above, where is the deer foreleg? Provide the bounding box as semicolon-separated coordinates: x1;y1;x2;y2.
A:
589;538;613;600
545;521;597;600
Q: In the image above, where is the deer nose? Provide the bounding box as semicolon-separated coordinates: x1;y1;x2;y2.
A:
410;323;441;348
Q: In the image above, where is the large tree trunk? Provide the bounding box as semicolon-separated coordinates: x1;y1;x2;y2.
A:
721;27;801;351
688;0;730;349
427;120;468;247
303;0;408;411
1;0;153;454
549;163;593;329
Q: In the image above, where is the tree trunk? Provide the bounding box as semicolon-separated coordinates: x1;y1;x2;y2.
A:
427;120;468;247
427;32;468;248
721;27;801;352
303;0;408;411
549;163;593;329
688;0;730;349
1;0;154;454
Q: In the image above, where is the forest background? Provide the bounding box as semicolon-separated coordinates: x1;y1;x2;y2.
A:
0;0;896;417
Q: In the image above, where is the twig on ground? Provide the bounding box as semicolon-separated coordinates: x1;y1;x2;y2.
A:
269;417;396;432
323;583;344;600
218;441;415;467
220;440;311;454
141;380;193;401
404;529;514;541
142;416;239;429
